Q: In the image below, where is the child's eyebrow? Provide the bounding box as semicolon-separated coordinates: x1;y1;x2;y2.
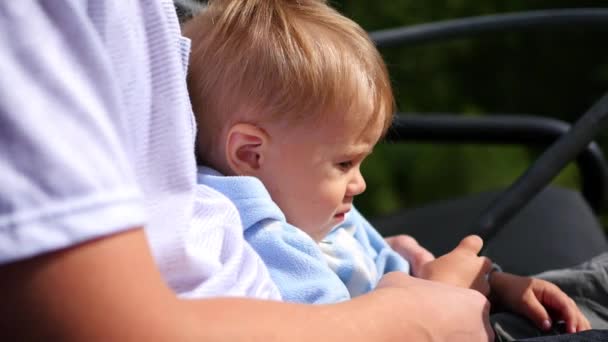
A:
343;144;374;157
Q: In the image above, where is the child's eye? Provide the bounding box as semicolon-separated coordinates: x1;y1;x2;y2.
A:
337;161;354;170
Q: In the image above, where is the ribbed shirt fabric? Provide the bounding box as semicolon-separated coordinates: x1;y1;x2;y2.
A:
0;0;280;300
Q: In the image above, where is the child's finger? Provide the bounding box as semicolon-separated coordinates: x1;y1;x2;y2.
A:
574;307;591;332
472;257;492;296
519;295;553;331
473;276;491;297
479;256;492;274
539;285;581;333
376;271;413;289
456;235;484;255
385;235;435;277
576;310;591;332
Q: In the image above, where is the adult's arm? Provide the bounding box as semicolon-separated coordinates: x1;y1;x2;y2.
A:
0;228;494;341
0;2;493;340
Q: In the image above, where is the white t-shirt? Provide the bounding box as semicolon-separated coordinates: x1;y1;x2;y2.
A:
0;0;280;300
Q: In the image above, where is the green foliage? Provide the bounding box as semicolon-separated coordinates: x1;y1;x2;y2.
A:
357;143;580;217
330;1;608;219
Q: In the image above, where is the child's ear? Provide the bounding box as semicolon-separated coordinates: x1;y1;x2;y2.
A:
225;123;268;175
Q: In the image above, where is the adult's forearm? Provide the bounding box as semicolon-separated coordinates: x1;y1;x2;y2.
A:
0;229;493;341
0;229;421;341
186;274;493;342
179;291;432;342
0;229;180;340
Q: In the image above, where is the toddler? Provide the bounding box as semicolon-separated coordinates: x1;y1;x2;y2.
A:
183;0;590;335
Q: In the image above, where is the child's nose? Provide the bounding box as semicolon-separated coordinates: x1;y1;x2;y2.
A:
347;170;366;196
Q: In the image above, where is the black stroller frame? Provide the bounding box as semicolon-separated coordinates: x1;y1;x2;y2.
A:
369;8;608;275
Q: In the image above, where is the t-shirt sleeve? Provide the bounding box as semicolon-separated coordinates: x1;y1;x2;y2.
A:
0;2;146;263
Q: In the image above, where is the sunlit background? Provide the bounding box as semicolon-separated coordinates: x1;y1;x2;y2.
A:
179;0;608;226
330;1;608;224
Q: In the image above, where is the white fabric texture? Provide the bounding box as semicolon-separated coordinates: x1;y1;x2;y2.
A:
178;184;281;300
320;225;379;297
0;0;280;300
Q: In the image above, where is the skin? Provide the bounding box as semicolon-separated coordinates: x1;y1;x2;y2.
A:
0;228;495;341
418;235;493;296
490;271;591;333
389;235;592;333
223;110;589;335
385;234;435;277
0;1;495;339
225;112;383;242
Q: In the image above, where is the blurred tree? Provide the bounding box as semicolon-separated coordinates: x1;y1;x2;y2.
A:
328;1;608;218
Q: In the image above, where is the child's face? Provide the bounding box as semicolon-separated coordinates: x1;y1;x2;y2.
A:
258;113;384;242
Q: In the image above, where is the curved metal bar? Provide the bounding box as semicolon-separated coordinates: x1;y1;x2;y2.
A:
386;114;608;213
370;9;608;48
372;9;608;236
475;92;608;246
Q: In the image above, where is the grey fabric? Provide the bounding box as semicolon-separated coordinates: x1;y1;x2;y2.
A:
371;186;608;275
492;313;550;341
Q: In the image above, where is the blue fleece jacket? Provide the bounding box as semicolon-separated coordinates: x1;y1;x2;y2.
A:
197;166;410;303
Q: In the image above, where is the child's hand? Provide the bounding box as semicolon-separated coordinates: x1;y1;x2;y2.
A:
490;271;591;333
376;271;415;289
418;235;493;296
385;235;435;277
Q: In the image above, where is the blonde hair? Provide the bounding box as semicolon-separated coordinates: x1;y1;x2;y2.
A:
183;0;394;164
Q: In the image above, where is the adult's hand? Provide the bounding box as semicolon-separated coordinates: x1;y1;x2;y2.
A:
385;234;435;276
418;235;493;296
374;272;495;341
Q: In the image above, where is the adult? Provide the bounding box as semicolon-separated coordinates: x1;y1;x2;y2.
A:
0;1;493;340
